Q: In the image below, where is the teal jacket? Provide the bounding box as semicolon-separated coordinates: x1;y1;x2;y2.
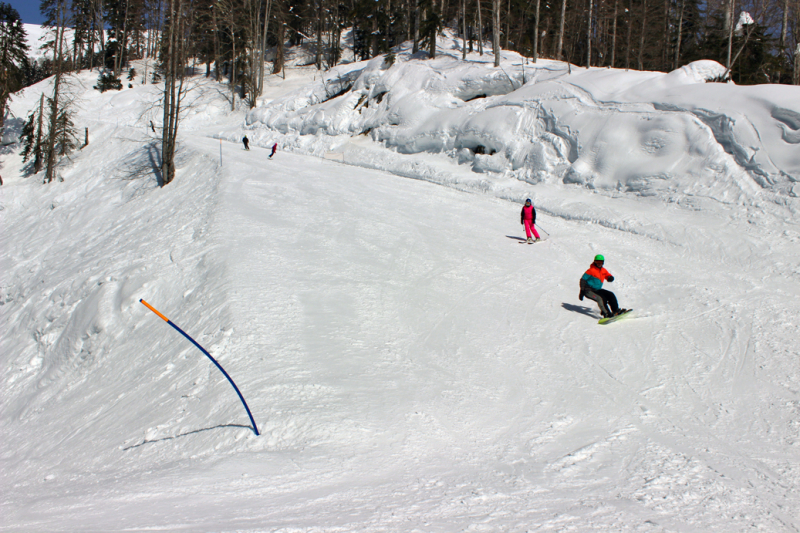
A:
581;264;612;291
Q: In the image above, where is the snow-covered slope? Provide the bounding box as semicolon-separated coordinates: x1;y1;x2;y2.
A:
2;39;800;532
23;23;115;60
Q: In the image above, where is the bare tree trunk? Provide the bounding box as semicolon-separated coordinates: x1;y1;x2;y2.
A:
674;0;684;69
637;0;646;70
34;94;45;174
45;3;67;183
405;0;411;41
610;0;617;67
586;0;593;67
89;10;96;71
245;0;263;107
462;0;467;59
533;0;540;61
726;0;734;70
492;0;500;66
161;0;187;186
413;0;420;53
557;0;566;60
97;0;106;70
332;0;340;66
625;0;632;69
476;0;483;54
223;0;238;111
722;21;755;80
662;0;669;70
274;3;285;75
212;3;221;81
780;0;789;48
316;0;323;69
231;37;237;110
258;0;272;91
429;5;437;58
372;10;379;58
72;32;79;72
504;0;510;49
794;45;800;85
114;0;130;77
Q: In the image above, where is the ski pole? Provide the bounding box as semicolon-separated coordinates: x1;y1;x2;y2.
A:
535;223;550;236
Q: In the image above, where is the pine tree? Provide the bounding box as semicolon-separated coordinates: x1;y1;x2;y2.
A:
41;0;72;183
53;104;78;156
0;2;29;131
20;94;45;174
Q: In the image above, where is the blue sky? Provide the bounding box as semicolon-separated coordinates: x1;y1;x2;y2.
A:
5;0;45;25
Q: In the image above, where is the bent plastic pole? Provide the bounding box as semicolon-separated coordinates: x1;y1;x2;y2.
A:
140;299;259;436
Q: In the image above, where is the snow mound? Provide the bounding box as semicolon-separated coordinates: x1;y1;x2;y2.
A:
246;31;800;203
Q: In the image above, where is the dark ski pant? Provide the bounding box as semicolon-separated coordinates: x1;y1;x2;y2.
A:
585;288;619;316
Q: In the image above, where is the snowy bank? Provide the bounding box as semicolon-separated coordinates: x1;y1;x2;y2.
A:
246;32;800;202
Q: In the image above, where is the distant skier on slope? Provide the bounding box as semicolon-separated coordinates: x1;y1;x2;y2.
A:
520;198;541;244
242;136;250;150
269;142;277;158
579;255;628;318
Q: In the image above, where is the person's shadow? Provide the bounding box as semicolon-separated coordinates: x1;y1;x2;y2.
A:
506;235;526;242
562;302;598;318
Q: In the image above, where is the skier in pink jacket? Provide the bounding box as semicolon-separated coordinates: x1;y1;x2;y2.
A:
520;198;541;243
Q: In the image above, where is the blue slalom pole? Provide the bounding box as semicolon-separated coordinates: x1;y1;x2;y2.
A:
140;299;259;436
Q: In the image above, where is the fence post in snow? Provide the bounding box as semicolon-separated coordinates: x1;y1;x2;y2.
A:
139;299;259;436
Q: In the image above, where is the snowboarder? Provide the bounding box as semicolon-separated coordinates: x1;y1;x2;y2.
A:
579;255;628;318
269;142;277;158
242;136;250;150
520;198;541;244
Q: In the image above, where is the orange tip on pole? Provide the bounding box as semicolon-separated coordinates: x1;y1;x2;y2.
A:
140;299;170;322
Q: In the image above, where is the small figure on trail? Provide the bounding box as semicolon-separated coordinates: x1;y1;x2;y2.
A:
269;142;277;158
579;255;628;318
520;198;541;244
242;136;250;150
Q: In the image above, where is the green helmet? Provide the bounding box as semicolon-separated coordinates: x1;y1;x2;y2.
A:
594;254;604;262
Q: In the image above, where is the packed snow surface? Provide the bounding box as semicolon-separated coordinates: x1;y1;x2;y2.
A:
2;33;800;532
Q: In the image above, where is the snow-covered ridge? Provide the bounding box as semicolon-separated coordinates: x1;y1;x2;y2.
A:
246;32;800;201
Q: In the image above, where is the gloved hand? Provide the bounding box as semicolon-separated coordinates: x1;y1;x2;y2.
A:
579;290;585;301
606;276;614;282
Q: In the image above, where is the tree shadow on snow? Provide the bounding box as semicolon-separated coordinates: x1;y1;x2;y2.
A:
562;302;599;318
123;423;253;450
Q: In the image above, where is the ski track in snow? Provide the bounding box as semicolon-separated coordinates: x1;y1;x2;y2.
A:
2;51;800;531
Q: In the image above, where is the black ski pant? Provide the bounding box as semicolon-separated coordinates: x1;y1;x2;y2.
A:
585;288;619;316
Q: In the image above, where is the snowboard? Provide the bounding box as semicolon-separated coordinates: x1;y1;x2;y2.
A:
598;309;633;324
